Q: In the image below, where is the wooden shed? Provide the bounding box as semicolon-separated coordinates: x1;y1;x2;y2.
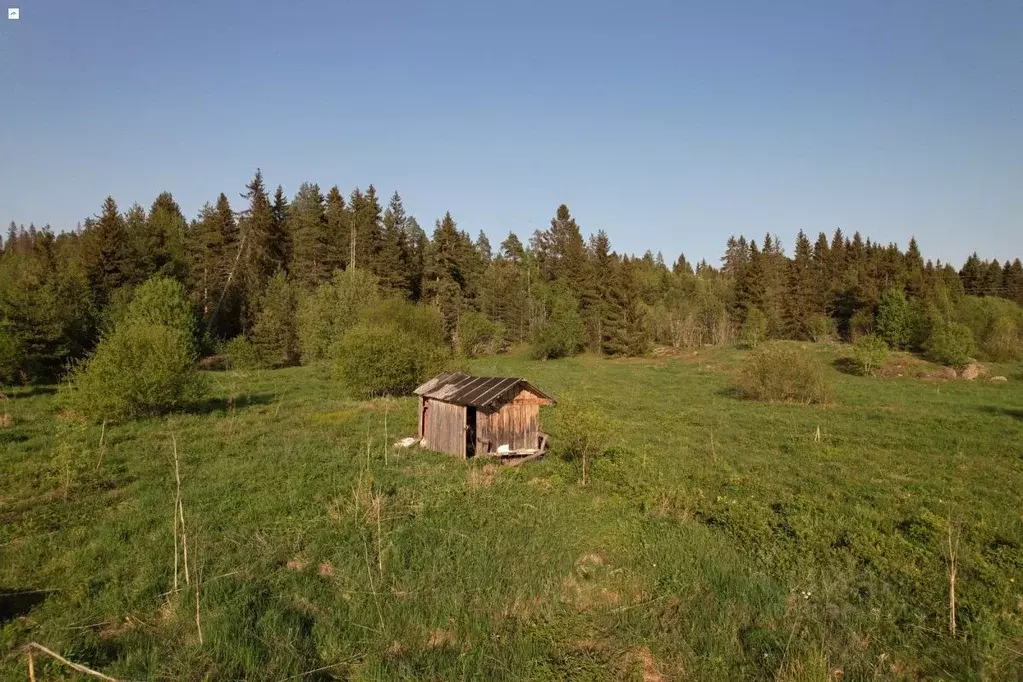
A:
414;373;555;460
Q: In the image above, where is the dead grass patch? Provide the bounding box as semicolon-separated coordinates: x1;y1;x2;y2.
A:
633;645;664;682
427;628;456;649
317;561;334;577
286;557;309;572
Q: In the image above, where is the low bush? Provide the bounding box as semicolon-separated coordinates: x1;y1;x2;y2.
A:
852;334;889;376
458;311;505;357
875;289;911;349
739;307;768;348
0;330;25;385
925;321;975;368
223;335;263;370
296;270;380;364
332;323;450;397
807;314;837;343
738;343;832;404
251;271;299;368
59;321;206;421
982;316;1022;362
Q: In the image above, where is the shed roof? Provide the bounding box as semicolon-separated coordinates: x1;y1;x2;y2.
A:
414;373;554;408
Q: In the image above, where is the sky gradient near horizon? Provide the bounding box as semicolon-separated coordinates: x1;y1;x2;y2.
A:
1;0;1020;267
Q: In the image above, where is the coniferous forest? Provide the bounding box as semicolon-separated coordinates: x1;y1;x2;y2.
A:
2;169;1022;386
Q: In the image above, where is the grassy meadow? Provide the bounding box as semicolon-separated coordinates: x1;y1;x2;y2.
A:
1;344;1022;680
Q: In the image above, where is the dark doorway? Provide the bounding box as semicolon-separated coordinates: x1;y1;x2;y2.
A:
465;407;477;458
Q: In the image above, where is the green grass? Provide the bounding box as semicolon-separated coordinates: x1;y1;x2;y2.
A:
2;344;1022;680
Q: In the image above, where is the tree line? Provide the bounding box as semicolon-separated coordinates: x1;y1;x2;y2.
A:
2;169;1022;383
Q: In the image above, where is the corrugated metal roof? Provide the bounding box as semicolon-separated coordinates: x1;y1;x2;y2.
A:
414;373;554;408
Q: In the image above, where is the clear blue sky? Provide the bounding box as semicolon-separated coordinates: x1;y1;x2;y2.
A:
1;0;1020;267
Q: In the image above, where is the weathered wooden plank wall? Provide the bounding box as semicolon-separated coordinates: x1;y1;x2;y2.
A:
423;400;466;457
477;402;539;452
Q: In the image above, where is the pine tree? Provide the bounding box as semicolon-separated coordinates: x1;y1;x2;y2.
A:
500;233;525;262
475;231;492;266
289;182;330;288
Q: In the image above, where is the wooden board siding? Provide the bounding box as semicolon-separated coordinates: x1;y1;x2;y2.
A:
423;399;466;458
477;402;540;453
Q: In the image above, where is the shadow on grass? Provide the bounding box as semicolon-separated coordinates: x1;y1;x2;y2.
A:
0;431;28;445
976;405;1023;421
5;385;57;398
190;393;277;415
832;357;860;376
716;386;746;400
0;588;50;624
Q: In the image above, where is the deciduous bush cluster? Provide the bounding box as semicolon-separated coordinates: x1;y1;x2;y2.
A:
332;299;455;397
738;343;832;404
852;334;889;376
59;277;205;420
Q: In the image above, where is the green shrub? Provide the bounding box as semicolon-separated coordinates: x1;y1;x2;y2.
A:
252;271;299;368
296;270;380;364
807;314;837;343
547;398;620;486
982;316;1022;362
738;343;832;404
907;299;939;352
875;289;911;349
0;330;25;385
458;311;505;357
359;298;446;346
531;287;585;360
332;323;450;397
124;276;198;350
60;321;206;421
925;321;975;368
852;334;889;376
739;307;768;349
223;335;263;370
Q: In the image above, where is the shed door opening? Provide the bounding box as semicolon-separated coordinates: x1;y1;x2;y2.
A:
465;407;477;458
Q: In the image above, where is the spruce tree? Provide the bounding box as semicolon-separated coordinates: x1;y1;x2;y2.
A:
379;192;411;296
269;185;291;274
785;230;817;339
147;192;189;282
289;182;330;288
323;186;348;274
238;170;277;328
252;270;299;367
88;196;134;306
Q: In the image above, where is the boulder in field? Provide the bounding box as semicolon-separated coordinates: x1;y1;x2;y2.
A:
960;362;987;381
990;376;1008;383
